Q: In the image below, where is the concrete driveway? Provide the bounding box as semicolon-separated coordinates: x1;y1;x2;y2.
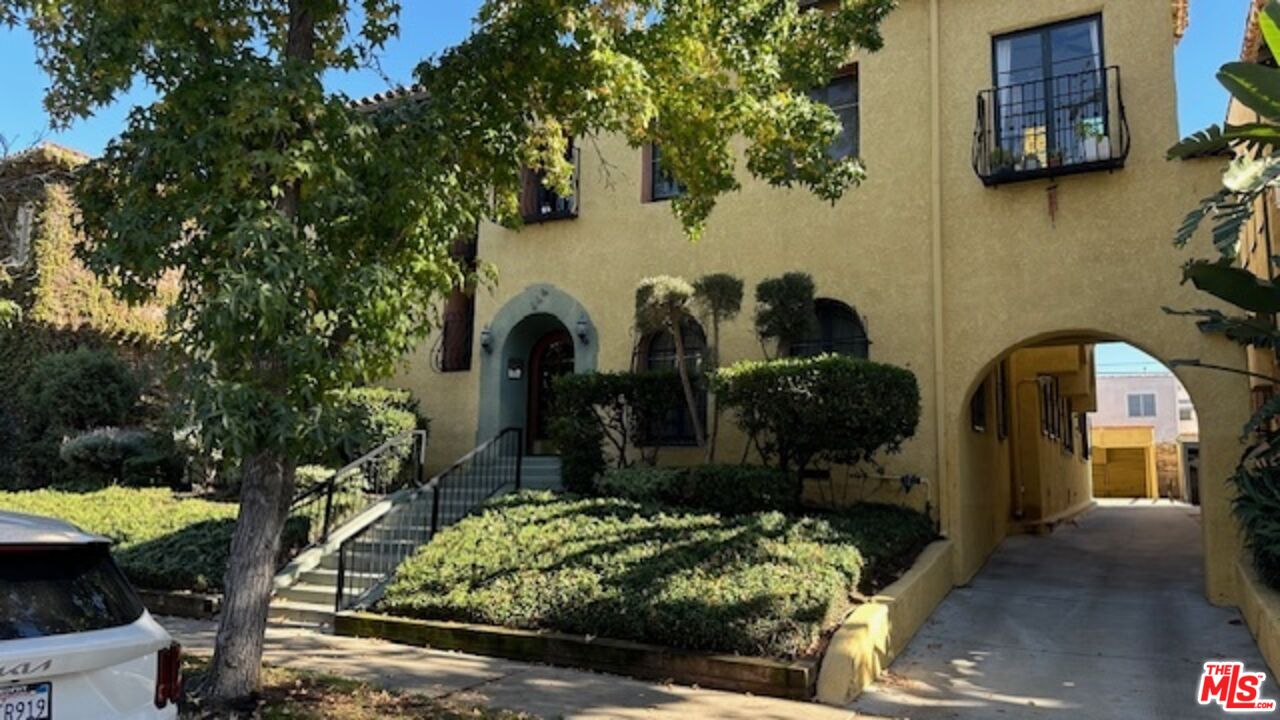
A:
852;500;1270;720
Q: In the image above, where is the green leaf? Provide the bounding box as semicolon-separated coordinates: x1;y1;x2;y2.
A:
1183;261;1280;313
1168;124;1280;159
1262;0;1280;62
1219;62;1280;120
1224;155;1280;193
1244;393;1280;440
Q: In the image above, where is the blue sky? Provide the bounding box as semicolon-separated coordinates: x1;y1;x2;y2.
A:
0;1;1250;375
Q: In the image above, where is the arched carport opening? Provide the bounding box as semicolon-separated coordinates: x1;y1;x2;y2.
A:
949;329;1239;605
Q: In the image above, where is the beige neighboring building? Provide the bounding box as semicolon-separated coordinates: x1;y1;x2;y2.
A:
1090;373;1199;500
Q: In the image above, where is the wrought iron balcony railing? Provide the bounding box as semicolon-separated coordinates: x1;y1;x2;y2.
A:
973;66;1130;187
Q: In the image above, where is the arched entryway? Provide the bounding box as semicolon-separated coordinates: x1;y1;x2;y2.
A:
947;328;1248;605
476;284;598;450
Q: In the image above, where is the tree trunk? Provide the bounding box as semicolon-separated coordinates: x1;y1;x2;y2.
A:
206;451;297;704
671;319;706;448
207;1;314;706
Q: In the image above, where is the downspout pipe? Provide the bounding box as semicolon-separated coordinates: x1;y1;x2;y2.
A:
929;0;950;543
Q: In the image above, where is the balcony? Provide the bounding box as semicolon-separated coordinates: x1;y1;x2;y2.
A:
521;146;580;223
972;66;1130;187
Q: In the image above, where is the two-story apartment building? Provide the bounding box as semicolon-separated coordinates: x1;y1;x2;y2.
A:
390;0;1251;606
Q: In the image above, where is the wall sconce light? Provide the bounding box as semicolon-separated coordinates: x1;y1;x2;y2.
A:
576;317;591;345
479;326;494;354
507;359;525;380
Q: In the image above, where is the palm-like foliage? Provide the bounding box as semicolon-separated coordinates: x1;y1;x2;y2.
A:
1170;0;1280;588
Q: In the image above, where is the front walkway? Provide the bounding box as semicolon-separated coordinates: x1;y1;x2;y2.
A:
852;500;1268;720
161;617;865;719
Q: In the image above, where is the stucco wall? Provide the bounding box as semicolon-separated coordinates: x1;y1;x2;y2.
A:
391;0;1250;605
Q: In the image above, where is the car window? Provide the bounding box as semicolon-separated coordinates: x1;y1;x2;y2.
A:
0;544;144;640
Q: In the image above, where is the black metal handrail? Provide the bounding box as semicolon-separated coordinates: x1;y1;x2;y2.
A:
334;427;523;612
972;66;1130;186
289;429;427;547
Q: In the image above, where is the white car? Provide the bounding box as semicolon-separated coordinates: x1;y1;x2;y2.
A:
0;511;181;719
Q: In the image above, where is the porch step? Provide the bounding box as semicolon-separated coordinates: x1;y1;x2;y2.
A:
268;599;333;626
519;457;563;492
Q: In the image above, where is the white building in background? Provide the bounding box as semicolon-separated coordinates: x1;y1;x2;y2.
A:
1091;374;1197;444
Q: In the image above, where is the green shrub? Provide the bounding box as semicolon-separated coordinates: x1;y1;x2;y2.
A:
595;466;686;503
597;464;800;515
1232;466;1280;589
714;355;921;479
0;487;313;592
318;387;426;465
13;348;142;488
380;492;935;659
59;427;185;488
549;371;685;492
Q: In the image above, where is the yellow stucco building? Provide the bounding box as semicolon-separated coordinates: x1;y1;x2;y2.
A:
391;0;1252;609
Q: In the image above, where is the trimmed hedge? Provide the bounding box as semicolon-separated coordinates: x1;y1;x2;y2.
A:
549;371;685;493
379;492;935;659
714;354;920;477
0;488;308;592
596;464;800;515
59;427;185;489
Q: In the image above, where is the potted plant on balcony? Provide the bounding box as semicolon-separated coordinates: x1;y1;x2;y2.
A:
989;148;1016;174
1047;149;1064;169
1075;121;1108;163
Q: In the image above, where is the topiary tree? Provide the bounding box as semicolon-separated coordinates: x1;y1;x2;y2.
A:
754;272;817;359
4;0;897;703
636;275;704;448
694;273;743;461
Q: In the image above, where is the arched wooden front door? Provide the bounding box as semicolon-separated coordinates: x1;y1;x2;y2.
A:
526;329;575;454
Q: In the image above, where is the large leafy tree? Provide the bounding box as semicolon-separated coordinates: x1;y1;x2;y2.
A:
1168;0;1280;590
3;0;895;705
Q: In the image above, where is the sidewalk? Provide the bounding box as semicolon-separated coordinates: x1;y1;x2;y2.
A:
160;617;867;720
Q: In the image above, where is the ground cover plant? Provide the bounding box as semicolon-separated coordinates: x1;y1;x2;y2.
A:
0;487;306;592
379;492;934;659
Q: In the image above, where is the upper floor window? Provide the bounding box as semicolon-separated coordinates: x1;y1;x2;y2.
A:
976;15;1127;185
520;141;579;223
809;68;859;160
787;299;869;359
1127;393;1157;418
639;319;707;446
644;144;684;202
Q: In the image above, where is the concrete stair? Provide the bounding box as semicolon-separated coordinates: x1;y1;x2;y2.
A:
269;456;562;627
520;456;563;491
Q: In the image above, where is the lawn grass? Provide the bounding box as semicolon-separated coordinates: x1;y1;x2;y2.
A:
379;492;935;660
0;487;258;592
179;657;530;719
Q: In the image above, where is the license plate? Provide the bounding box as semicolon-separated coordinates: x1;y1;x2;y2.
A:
0;683;51;720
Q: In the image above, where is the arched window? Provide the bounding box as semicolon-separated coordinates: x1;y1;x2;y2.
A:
789;299;869;359
640;319;707;446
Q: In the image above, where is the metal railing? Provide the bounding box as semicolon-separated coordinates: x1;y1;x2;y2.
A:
289;430;427;547
973;66;1130;186
334;427;523;612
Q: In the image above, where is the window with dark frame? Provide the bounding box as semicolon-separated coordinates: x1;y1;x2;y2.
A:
992;15;1105;171
640;319;708;446
971;379;988;433
1080;412;1092;460
787;299;870;359
521;140;578;223
1064;401;1075;453
436;236;478;373
646;143;684;202
809;68;860;160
